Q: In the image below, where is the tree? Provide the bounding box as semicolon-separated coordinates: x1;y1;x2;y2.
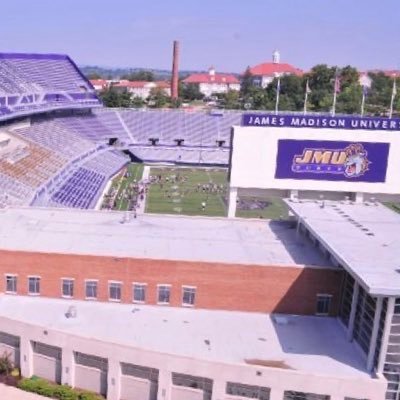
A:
365;72;398;115
306;64;337;112
100;88;132;108
221;90;240;109
86;72;102;80
148;87;169;108
100;88;121;107
180;83;204;101
131;96;145;108
240;67;254;99
121;70;155;82
339;66;359;89
336;85;362;115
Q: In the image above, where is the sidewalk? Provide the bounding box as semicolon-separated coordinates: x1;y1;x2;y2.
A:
136;165;150;214
0;383;48;399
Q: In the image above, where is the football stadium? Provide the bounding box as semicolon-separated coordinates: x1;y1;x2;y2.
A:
1;52;400;400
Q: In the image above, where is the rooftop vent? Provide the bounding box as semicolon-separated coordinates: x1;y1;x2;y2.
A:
65;306;77;319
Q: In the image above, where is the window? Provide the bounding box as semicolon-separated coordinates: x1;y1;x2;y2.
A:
172;373;213;400
109;281;122;302
85;280;98;300
284;390;330;400
316;294;332;316
157;285;171;304
5;275;17;294
28;276;40;295
182;286;196;307
133;283;147;303
226;382;270;400
61;278;74;298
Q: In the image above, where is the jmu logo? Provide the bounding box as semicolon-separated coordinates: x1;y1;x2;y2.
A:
291;143;370;178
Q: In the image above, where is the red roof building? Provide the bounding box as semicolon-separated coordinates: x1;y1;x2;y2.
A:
90;79;108;91
182;67;240;97
248;51;303;88
112;80;171;99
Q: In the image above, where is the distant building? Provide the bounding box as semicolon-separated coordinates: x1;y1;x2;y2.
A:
249;50;303;88
359;72;372;89
90;79;108;92
182;67;240;97
367;69;400;78
112;80;171;99
358;70;400;89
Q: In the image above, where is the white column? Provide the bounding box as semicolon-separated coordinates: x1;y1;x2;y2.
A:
377;297;396;373
347;281;360;341
157;369;171;400
107;359;121;400
61;348;74;387
289;189;298;200
367;297;383;371
211;378;226;400
270;388;284;400
20;336;33;378
354;192;364;203
227;187;238;218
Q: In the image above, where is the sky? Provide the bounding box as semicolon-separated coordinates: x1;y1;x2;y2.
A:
0;0;399;72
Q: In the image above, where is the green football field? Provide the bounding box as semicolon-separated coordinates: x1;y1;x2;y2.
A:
145;165;288;219
104;163;288;219
145;167;228;217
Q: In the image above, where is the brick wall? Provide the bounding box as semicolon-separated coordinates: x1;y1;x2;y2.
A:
0;250;343;315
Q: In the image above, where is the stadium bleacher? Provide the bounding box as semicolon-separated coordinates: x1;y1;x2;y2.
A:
0;53;101;121
103;109;241;147
0;52;246;210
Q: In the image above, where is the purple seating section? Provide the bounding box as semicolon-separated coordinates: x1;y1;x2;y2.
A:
0;53;101;120
49;151;129;209
15;120;97;159
51;167;105;209
93;109;241;147
129;145;230;165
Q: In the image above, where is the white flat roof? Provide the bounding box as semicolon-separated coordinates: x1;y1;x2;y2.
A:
285;199;400;296
0;295;372;379
0;207;330;267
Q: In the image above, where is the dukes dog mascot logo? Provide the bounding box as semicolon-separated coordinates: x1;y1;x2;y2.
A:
291;143;370;178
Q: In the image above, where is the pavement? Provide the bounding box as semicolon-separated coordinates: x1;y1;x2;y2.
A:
0;383;48;399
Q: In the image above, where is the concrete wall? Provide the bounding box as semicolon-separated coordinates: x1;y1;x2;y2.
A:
230;126;400;195
0;314;386;400
0;250;342;316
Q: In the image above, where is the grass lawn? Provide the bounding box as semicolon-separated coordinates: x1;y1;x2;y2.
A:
236;196;288;220
384;202;400;214
146;167;228;217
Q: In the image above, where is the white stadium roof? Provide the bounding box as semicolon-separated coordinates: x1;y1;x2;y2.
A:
0;206;330;268
285;199;400;296
0;295;373;380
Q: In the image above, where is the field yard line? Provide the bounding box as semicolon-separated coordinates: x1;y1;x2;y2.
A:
205;169;227;216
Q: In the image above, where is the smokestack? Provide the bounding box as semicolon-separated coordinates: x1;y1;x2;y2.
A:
171;40;179;100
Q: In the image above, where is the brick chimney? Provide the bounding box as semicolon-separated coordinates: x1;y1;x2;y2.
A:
171;40;179;100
